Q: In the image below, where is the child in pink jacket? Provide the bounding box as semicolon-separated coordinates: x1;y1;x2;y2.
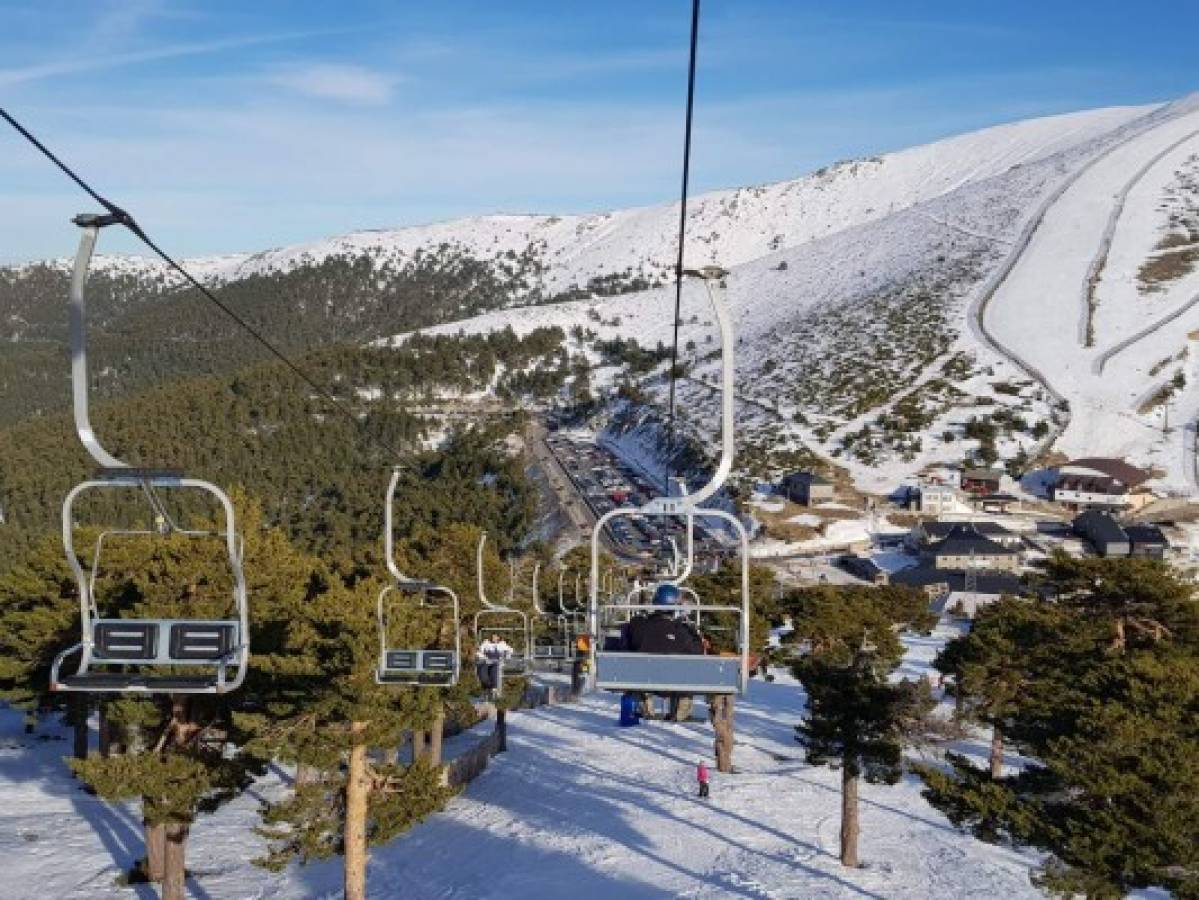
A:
696;760;710;798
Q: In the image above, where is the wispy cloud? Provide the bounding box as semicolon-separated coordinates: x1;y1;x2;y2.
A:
269;64;400;106
0;29;335;88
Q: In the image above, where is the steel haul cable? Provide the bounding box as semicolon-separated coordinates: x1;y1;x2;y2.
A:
665;0;701;483
0;106;406;460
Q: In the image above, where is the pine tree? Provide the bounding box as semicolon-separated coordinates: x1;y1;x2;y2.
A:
0;530;83;749
934;597;1066;778
919;559;1199;897
786;585;935;867
241;575;451;900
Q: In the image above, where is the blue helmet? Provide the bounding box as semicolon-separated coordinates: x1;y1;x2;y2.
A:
653;583;682;606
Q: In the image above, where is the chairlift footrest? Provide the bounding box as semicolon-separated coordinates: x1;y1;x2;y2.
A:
57;673;229;692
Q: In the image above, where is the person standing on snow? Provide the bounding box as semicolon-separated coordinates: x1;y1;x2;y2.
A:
696;760;711;798
476;634;513;691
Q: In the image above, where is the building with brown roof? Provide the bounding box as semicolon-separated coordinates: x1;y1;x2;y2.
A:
1050;458;1154;512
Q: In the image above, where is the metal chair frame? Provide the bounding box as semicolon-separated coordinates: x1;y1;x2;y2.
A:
589;268;750;696
376;469;462;687
473;533;531;675
50;215;248;695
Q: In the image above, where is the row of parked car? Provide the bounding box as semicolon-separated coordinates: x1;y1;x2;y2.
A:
546;431;715;560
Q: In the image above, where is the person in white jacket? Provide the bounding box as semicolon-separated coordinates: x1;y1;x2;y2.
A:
476;634;513;690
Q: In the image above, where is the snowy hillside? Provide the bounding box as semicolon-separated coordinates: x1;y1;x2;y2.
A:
11;96;1199;494
0;622;1050;899
20;103;1153;301
395;96;1199;495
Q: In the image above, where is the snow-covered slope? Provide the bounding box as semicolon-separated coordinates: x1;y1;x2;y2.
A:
395;96;1199;495
0;621;1048;899
15;97;1199;494
22;103;1153;301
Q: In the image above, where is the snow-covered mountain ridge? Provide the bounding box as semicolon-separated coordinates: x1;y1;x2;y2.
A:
392;95;1199;496
15;103;1153;298
10;96;1199;496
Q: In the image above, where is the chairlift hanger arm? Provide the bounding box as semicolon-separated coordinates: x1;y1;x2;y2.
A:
70;222;128;470
656;268;734;511
476;532;522;613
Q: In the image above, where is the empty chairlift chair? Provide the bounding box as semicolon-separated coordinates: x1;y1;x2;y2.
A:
589;267;750;697
533;564;590;668
50;214;249;695
375;469;462;686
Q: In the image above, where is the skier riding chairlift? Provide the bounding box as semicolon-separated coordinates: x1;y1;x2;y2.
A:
620;583;704;655
476;633;513;691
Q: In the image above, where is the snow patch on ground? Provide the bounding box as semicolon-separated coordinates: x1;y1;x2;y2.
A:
0;621;1049;899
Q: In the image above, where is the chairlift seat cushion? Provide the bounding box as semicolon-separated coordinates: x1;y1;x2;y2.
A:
90;618;239;664
384;649;456;671
169;623;236;661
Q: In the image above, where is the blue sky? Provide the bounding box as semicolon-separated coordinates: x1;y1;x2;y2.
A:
1;0;1197;263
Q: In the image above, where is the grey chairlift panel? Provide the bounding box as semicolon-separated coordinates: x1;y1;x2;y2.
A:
377;649;458;686
88;618;239;664
594;652;742;694
533;643;573;660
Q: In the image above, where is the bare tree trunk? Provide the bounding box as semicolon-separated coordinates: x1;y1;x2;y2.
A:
428;706;445;767
344;721;370;900
710;695;735;773
495;709;508;753
69;695;89;759
989;726;1004;779
840;766;860;868
162;823;188;900
412;729;428;761
144;820;166;883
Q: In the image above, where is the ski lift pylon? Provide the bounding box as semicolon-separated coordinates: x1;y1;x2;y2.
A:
50;214;249;695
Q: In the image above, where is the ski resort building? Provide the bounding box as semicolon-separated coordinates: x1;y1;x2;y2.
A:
910;520;1025;552
923;524;1021;572
914;483;961;515
1050;458;1153;512
960;467;1005;496
781;471;835;506
840;554;889;584
1071;512;1174;559
1125;524;1170;559
890;566;1024;615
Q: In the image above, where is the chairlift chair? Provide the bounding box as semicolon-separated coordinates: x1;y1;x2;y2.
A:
375;468;461;686
473;533;532;675
588;267;750;697
530;563;582;666
50;214;249;695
